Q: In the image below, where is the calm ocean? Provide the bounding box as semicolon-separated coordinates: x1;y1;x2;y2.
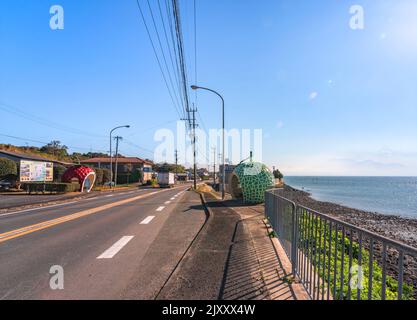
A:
284;177;417;218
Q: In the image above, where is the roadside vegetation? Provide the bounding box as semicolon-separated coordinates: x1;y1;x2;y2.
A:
297;212;414;300
0;142;110;163
0;157;17;177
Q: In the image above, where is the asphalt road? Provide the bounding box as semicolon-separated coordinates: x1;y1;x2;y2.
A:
0;184;205;300
0;187;141;210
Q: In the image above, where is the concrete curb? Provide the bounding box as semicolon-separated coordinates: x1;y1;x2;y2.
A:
198;191;212;223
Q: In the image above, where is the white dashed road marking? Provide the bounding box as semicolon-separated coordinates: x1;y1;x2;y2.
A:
140;216;155;224
164;201;171;205
97;236;134;259
156;206;165;212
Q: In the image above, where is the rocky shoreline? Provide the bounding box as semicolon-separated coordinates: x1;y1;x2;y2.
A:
278;185;417;295
280;184;417;249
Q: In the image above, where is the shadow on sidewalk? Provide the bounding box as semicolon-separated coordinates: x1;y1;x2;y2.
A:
218;213;299;300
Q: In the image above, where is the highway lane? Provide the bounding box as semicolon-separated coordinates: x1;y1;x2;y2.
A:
0;185;194;299
0;188;155;233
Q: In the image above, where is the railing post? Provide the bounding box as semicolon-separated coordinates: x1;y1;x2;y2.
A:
291;203;298;276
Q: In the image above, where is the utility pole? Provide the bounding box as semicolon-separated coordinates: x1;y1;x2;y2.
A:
114;136;122;188
212;147;216;185
109;125;130;190
181;106;198;190
191;107;197;190
175;149;178;183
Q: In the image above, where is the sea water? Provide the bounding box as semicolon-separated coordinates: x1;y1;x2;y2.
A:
284;176;417;218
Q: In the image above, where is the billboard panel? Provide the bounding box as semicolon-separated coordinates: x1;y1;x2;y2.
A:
20;160;54;182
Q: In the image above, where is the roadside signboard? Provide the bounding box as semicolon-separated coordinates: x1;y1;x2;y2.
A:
19;160;54;182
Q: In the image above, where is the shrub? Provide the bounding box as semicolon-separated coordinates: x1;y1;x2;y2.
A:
151;178;158;187
94;168;104;185
138;169;144;184
297;214;414;300
102;168;111;184
22;182;80;194
0;158;17;178
273;169;284;180
54;164;67;182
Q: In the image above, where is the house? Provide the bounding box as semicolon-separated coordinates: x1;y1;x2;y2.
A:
0;150;72;183
197;168;210;178
176;173;189;182
80;157;153;183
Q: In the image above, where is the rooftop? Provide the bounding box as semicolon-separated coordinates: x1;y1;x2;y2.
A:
0;150;72;166
81;157;153;166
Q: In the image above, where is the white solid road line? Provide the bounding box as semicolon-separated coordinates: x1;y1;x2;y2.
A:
156;206;165;212
140;216;155;224
97;236;134;259
0;201;79;218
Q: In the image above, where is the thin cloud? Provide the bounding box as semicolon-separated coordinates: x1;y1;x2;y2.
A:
309;91;318;100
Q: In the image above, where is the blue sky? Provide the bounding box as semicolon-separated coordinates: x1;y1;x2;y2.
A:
1;0;417;175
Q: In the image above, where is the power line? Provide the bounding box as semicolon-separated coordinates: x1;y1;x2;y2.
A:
145;0;183;115
127;119;178;137
0;133;108;153
135;0;183;119
157;0;183;109
165;0;186;115
172;0;192;126
122;138;155;156
0;102;106;139
196;109;208;134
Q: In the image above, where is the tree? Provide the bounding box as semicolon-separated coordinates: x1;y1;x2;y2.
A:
153;162;185;173
53;164;67;182
102;168;111;184
93;168;104;185
0;158;17;178
71;153;85;163
138;169;144;184
82;152;109;159
273;169;284;180
40;141;69;159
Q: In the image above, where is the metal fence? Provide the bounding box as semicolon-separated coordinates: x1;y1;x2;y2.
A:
265;189;417;300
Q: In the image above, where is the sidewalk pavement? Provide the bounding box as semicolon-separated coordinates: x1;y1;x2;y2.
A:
158;192;309;300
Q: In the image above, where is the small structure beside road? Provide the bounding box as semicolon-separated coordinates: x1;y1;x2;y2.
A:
62;165;96;193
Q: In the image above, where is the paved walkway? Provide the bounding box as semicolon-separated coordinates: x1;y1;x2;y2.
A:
158;192;309;300
223;199;309;300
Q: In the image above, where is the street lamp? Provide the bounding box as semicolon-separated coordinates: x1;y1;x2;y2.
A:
110;125;130;189
190;85;226;200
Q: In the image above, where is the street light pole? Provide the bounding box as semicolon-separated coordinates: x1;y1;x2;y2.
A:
191;85;225;200
109;125;130;190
